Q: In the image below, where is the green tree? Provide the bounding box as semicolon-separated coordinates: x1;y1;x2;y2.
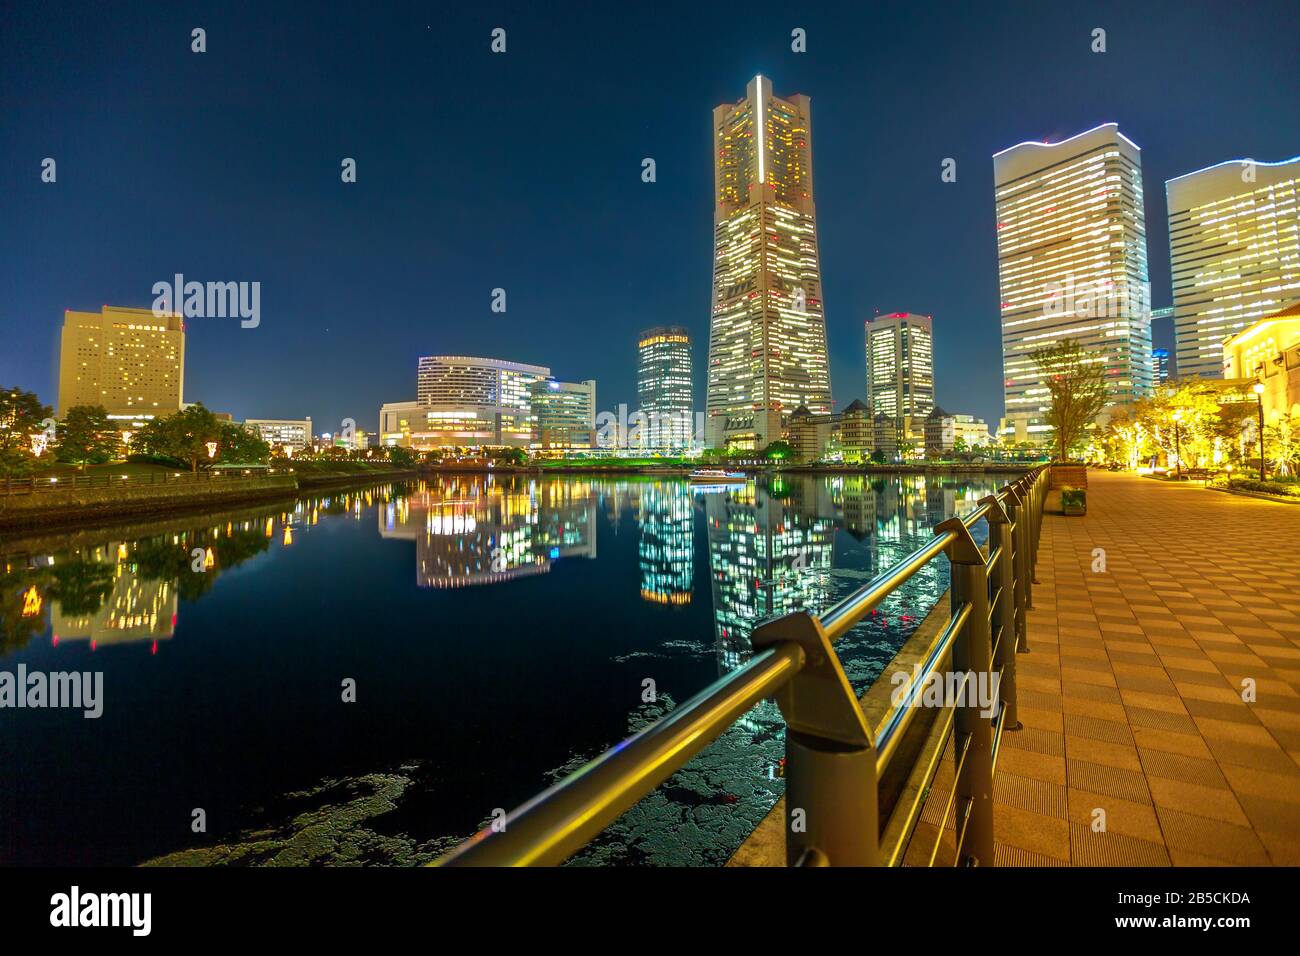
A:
216;422;271;465
134;404;225;473
1030;339;1109;461
385;445;416;467
763;440;793;461
0;386;54;477
57;405;118;466
870;448;887;465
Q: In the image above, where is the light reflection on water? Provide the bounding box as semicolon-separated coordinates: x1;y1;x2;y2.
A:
0;471;1015;866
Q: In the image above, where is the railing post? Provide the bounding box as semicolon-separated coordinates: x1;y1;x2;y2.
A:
750;611;879;866
935;517;996;867
1002;484;1030;653
979;496;1021;733
1016;478;1034;611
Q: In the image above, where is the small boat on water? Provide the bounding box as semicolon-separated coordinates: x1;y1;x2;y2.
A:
688;467;747;484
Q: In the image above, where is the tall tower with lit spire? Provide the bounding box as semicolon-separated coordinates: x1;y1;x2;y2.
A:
705;75;833;451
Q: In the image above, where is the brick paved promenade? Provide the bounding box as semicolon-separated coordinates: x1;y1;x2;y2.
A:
912;471;1300;865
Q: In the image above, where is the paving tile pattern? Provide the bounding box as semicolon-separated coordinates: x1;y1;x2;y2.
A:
908;472;1300;866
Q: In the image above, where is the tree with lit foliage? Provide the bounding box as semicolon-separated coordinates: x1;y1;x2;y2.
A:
0;386;54;477
1265;413;1300;479
763;440;793;461
134;404;229;473
1101;379;1253;471
1030;339;1109;461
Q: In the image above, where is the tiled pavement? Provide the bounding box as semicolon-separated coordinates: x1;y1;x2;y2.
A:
908;471;1300;866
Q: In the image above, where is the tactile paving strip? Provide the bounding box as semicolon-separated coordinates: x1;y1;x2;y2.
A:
1061;681;1123;704
1070;824;1170;866
1125;706;1199;735
995;843;1069;867
1063;713;1135;745
1017;690;1063;712
1138;749;1228;788
1067;760;1151;803
1004;725;1065;757
994;771;1068;819
1155;807;1271;865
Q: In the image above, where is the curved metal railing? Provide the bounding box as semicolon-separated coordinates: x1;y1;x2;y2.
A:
435;466;1049;867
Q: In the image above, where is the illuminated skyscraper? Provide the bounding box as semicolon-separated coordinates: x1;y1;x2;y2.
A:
1167;156;1300;379
637;326;693;452
865;312;934;441
530;378;597;453
57;306;185;421
705;75;832;450
994;123;1152;438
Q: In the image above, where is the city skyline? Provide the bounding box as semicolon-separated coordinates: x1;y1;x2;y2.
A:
3;4;1297;435
5;0;1300;892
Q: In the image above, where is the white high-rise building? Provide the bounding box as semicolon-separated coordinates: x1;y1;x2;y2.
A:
637;326;694;452
994;123;1153;437
865;312;934;441
704;75;833;451
1167;156;1300;380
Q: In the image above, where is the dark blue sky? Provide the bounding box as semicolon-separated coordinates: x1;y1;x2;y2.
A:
2;1;1297;433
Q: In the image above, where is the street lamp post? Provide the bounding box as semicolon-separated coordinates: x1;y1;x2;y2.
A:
1253;382;1266;481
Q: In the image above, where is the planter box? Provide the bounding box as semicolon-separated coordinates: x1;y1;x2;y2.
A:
1061;487;1087;516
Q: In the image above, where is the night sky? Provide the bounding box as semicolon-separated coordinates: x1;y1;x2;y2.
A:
2;1;1297;434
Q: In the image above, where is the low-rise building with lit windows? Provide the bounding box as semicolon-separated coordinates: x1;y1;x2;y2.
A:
836;399;873;462
1222;301;1300;424
244;418;312;454
379;401;534;450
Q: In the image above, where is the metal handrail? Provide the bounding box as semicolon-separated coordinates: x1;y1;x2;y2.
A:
436;465;1050;867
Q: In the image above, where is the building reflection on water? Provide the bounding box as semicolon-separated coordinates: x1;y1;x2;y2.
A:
703;474;992;678
379;477;598;587
0;489;378;655
3;474;999;670
705;478;836;676
637;482;693;606
51;542;178;648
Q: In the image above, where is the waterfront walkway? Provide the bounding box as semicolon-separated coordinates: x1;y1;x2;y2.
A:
909;471;1300;866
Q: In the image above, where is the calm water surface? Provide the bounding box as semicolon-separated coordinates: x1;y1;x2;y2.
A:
0;472;1016;866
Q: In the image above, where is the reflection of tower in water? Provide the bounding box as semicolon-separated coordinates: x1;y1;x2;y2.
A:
705;480;835;678
637;482;693;606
